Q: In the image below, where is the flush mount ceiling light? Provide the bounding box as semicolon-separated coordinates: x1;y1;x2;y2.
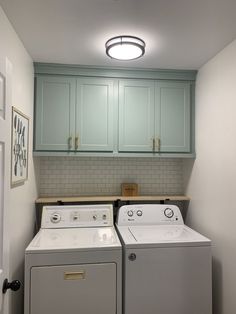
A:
105;35;145;61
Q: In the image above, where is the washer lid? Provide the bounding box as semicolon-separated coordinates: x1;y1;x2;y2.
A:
117;225;211;247
26;227;121;253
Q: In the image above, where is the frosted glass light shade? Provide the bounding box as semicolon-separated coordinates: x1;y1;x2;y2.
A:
105;36;145;61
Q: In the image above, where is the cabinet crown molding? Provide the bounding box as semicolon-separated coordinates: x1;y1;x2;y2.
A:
34;62;197;81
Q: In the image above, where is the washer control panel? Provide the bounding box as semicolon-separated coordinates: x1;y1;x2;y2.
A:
41;204;113;229
116;204;183;226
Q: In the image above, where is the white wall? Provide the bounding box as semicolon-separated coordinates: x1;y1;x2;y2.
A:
184;39;236;314
0;6;38;314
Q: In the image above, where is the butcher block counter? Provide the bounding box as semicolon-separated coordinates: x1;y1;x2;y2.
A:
36;195;190;203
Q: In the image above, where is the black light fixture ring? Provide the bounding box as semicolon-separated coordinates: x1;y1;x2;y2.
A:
105;35;146;60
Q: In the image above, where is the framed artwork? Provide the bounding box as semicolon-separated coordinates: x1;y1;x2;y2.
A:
11;107;29;186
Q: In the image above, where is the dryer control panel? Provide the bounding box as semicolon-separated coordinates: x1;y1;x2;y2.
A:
41;204;113;229
116;204;184;226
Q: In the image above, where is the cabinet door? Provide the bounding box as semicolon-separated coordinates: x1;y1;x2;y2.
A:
35;76;76;151
155;81;190;152
119;80;155;152
76;78;114;151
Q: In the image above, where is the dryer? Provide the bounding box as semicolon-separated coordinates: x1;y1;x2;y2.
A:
116;204;212;314
24;204;122;314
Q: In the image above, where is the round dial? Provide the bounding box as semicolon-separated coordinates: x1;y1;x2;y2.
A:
136;210;143;217
50;212;61;223
164;208;174;218
127;210;134;217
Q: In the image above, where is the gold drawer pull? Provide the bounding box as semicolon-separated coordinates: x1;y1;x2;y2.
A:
75;136;79;150
156;138;161;151
68;136;73;150
64;271;85;280
152;138;155;152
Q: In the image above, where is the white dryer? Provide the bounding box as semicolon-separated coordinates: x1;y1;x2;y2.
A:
116;204;212;314
24;204;122;314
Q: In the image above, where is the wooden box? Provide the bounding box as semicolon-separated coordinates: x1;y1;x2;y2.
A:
121;183;139;196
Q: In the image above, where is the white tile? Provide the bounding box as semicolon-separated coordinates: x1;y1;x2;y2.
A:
39;157;183;196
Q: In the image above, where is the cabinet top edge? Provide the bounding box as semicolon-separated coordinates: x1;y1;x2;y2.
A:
34;62;197;81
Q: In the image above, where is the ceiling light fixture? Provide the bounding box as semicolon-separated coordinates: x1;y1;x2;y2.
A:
105;35;145;61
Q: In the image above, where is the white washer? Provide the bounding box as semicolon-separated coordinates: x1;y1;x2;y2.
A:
25;204;122;314
116;204;212;314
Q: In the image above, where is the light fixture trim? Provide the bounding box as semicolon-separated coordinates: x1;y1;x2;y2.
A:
105;35;146;61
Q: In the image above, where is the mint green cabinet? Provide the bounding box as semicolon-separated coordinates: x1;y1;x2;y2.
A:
119;80;155;152
76;78;114;151
35;76;76;151
118;80;191;153
34;70;194;156
35;76;114;152
156;81;190;152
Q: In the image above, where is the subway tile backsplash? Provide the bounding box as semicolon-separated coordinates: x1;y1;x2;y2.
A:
39;157;183;196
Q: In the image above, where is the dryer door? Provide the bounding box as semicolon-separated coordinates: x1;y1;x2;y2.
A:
30;263;116;314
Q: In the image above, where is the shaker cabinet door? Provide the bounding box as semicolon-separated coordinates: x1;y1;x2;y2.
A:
76;78;114;151
156;81;191;152
118;80;155;152
35;76;76;151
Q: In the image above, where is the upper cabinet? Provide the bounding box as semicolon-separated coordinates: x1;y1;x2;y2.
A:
156;81;190;153
35;76;76;151
118;80;191;153
35;76;114;152
34;64;196;157
76;78;114;151
119;80;155;152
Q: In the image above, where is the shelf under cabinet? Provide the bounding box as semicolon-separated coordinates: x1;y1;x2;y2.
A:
36;195;190;204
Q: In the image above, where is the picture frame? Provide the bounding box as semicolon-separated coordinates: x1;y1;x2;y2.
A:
11;106;29;186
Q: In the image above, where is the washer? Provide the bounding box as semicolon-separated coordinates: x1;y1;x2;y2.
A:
116;204;212;314
25;204;122;314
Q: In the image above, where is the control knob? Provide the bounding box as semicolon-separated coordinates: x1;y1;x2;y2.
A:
164;208;174;218
136;210;143;217
73;215;79;221
93;214;97;220
50;212;61;223
127;210;134;217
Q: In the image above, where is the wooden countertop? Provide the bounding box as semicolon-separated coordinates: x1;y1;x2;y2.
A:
36;195;190;204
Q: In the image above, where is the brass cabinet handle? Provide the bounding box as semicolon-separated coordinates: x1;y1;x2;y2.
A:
156;138;161;151
75;136;79;150
68;136;73;150
152;138;155;152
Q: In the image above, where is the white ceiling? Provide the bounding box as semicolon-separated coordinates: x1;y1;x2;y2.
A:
1;0;236;70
